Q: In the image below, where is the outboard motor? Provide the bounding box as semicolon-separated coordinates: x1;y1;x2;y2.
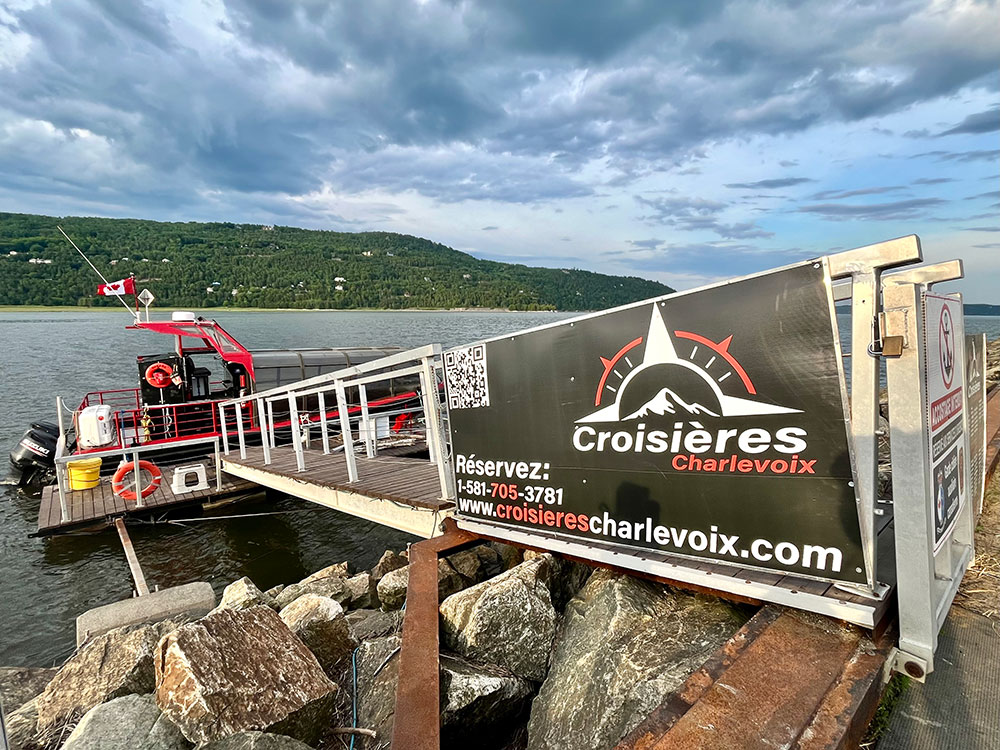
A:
8;422;60;488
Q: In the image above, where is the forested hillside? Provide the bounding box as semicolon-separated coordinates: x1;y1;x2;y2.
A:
0;213;671;310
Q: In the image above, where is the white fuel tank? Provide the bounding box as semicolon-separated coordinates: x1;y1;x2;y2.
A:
77;405;117;449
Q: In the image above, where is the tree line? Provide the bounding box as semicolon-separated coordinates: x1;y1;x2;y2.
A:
0;213;672;311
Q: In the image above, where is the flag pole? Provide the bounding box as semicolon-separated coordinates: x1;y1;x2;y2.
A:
56;226;138;319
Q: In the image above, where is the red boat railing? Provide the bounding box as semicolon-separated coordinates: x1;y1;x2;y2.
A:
72;387;420;455
77;388;143;412
73;397;258;454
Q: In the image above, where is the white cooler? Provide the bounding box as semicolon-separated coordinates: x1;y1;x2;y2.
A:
77;404;118;448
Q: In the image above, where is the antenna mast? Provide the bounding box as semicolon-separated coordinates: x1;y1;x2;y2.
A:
56;225;138;319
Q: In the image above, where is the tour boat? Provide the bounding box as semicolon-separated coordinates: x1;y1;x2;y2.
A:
8;311;418;490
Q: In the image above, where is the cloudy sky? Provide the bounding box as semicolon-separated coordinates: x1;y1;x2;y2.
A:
1;0;998;300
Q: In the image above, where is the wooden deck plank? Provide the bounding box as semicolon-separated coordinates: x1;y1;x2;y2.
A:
35;467;260;536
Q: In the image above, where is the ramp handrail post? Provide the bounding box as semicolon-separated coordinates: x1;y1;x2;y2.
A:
214;439;222;491
235;402;247;460
132;450;144;508
334;379;358;482
56;396;67;439
318;391;331;454
418;365;440;466
288;393;306;472
218;404;230;455
420;353;453;500
359;384;375;458
266;401;276;449
54;434;70;523
256;398;271;465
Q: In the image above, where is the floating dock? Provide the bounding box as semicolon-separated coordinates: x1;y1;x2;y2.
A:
36;464;257;535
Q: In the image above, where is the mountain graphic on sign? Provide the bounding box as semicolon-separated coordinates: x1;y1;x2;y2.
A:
577;304;801;424
622;387;719;420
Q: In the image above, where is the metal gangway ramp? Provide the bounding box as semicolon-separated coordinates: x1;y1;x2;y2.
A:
217;344;455;538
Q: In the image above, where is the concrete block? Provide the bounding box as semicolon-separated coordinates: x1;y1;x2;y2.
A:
76;582;216;646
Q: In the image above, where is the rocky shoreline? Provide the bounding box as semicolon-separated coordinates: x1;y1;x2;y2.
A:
1;544;749;750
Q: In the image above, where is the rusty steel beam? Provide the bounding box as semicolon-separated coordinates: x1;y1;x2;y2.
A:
391;519;479;750
618;607;783;749
616;608;893;750
797;623;898;750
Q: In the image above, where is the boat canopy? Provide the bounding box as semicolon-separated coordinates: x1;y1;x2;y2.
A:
126;319;255;378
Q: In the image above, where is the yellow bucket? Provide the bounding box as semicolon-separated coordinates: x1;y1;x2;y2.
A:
67;457;102;490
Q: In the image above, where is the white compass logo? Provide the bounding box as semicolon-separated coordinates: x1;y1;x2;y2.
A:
577;304;801;424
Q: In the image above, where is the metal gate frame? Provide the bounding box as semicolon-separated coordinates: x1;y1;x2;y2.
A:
882;261;976;680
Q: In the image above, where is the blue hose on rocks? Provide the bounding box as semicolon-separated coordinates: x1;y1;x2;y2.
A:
350;645;360;750
350;600;405;749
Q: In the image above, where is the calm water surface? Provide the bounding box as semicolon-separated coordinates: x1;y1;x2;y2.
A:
1;309;997;666
0;310;573;666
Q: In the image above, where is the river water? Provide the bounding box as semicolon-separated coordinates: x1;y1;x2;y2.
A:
1;310;998;667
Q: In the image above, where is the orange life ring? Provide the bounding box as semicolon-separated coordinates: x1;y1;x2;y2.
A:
144;362;173;388
112;460;162;501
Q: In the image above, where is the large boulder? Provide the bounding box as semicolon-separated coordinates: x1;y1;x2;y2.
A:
354;636;402;742
274;576;350;610
490;542;523;571
439;555;557;681
549;558;593;612
376;565;409;610
35;620;176;734
343;572;377;609
279;594;358;678
218;577;275;612
440;655;534;745
155;606;340;746
345;609;402;642
471;544;504;579
201;731;314;749
370;550;407;584
5;698;42;750
377;559;466;611
526;571;748;750
61;694;190;750
0;667;56;712
356;635;533;746
300;561;350;584
444;549;482;583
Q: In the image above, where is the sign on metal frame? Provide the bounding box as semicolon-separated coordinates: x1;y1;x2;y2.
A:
443;236;976;679
445;260;868;585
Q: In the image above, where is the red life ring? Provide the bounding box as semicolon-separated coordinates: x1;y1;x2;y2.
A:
112;460;162;501
144;362;174;388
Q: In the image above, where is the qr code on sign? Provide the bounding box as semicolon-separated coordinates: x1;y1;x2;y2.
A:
444;344;490;409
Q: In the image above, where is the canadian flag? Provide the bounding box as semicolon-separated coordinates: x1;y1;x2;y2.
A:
96;277;136;296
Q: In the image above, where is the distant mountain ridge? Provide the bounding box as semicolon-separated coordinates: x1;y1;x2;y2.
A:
0;212;673;311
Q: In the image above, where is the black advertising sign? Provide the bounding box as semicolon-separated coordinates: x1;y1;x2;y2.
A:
444;261;867;584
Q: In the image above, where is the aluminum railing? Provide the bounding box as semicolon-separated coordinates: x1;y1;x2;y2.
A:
52;401;223;523
217;344;454;502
